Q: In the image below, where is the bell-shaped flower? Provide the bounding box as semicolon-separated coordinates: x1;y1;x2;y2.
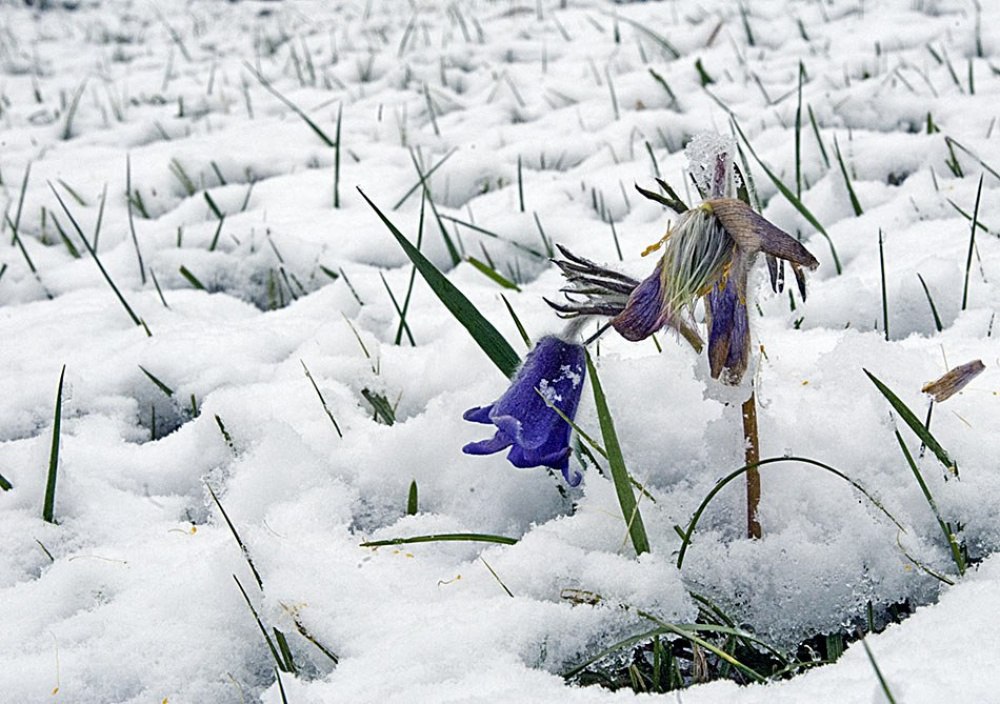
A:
462;335;586;485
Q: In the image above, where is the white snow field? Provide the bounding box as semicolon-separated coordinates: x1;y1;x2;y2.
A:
1;0;999;701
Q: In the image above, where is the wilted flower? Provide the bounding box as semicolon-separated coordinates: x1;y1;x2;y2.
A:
921;359;985;403
463;335;586;485
553;197;818;385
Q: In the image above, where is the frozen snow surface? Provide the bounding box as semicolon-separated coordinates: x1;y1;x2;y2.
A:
1;0;999;701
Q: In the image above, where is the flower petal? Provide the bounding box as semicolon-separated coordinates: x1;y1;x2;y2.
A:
610;258;671;341
706;276;750;383
708;198;819;270
462;405;495;424
463;432;513;456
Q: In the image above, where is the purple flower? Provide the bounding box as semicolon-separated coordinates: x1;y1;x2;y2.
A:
463;335;586;485
609;198;819;384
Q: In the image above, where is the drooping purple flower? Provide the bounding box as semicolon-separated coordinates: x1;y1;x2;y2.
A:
606;198;818;384
463;335;586;485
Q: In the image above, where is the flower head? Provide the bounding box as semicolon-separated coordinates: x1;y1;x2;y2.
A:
608;197;818;384
463;335;586;485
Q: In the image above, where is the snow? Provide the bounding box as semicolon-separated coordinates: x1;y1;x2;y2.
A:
0;0;998;702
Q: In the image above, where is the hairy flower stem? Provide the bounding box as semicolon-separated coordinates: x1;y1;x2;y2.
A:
742;389;762;539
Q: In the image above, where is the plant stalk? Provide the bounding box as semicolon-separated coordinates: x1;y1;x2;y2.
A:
742;390;761;539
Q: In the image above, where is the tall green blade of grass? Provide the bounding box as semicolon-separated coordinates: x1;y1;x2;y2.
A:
732;117;842;274
878;229;888;341
863;369;956;475
42;365;67;523
361;533;518;547
586;353;649;556
409;148;462;266
894;430;965;576
961;174;983;311
50;184;150;334
395;192;426;345
807;105;830;168
466;256;521;291
500;293;531;349
614;16;679;59
139;365;175;396
233;575;290;673
301;360;343;438
795;62;804;197
244;62;336;147
333;102;342;208
392;147;457;210
675;456;905;568
125;155;147;284
834;136;863;216
358;188;521;378
916;273;944;332
860;639;897;704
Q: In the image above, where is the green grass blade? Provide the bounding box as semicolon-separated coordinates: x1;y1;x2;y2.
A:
834;135;864;216
860;639;897;704
333;102;342;208
360;533;518;547
358;188;521;378
795;63;803;197
274;629;296;674
676;455;905;569
139;365;175;397
395;192;426;345
614;16;679;59
233;575;286;671
916;273;943;332
807;104;830;168
392;147;457;211
406;480;418;515
863;369;956;475
275;668;288;704
500;293;531;349
244;62;335;147
49;184;147;330
125;155;147;284
208;484;264;589
360;389;396;425
42;365;66;524
878;229;888;341
894;430;965;576
961;174;983;311
440;214;545;260
179;265;206;290
466;256;520;291
586;353;649;556
301;360;343;437
379;272;416;345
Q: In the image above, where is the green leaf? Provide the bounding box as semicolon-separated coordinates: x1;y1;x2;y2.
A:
586;353;649;556
863;369;956;475
43;365;66;524
358;188;521;378
406;480;418;515
894;430;965;576
360;533;518;547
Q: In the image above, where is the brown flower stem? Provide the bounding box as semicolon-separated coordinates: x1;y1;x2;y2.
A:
742;390;762;539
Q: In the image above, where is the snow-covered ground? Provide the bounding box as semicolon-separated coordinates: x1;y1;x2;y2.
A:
1;0;999;701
